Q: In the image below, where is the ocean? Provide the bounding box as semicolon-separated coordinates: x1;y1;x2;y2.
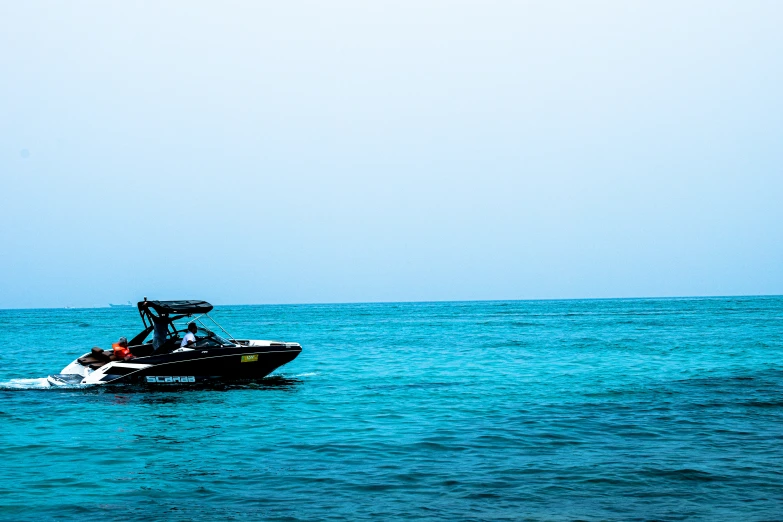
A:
0;297;781;521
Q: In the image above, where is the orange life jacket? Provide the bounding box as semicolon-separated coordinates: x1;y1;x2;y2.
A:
112;343;131;358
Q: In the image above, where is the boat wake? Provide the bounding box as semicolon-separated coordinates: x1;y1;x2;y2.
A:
0;376;91;390
0;378;54;390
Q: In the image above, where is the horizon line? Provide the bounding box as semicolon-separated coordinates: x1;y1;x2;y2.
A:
1;293;781;311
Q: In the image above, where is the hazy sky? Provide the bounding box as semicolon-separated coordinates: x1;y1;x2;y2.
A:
1;1;781;308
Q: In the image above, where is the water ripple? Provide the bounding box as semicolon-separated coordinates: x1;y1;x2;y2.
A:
0;297;782;520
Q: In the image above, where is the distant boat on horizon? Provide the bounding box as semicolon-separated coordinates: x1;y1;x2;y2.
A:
108;301;133;308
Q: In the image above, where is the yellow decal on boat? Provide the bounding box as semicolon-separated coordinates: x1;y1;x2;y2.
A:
241;354;259;363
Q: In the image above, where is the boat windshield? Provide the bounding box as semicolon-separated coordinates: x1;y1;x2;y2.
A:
172;314;237;348
187;326;234;347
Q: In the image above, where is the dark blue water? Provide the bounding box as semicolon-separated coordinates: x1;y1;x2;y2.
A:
1;297;782;520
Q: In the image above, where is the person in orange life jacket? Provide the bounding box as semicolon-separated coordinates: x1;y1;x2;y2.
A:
181;323;198;349
112;337;133;360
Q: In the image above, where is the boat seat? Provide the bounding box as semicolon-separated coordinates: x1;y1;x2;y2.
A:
91;347;111;359
78;348;112;367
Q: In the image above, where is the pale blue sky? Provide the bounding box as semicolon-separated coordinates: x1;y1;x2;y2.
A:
1;1;781;308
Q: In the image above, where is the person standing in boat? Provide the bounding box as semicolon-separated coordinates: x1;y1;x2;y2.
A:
149;314;170;352
138;301;172;352
181;322;198;350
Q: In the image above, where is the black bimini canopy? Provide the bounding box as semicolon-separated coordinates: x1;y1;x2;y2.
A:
139;300;213;315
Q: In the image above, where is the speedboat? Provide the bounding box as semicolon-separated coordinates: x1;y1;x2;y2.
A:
47;299;302;386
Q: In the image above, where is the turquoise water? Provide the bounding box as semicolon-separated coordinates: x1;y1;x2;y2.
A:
1;297;782;520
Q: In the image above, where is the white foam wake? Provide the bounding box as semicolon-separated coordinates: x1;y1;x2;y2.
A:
0;378;52;390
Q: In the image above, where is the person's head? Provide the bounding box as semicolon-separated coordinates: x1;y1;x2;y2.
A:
118;337;128;347
187;323;198;334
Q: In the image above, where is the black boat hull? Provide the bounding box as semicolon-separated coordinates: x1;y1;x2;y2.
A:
60;344;303;385
133;348;300;384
